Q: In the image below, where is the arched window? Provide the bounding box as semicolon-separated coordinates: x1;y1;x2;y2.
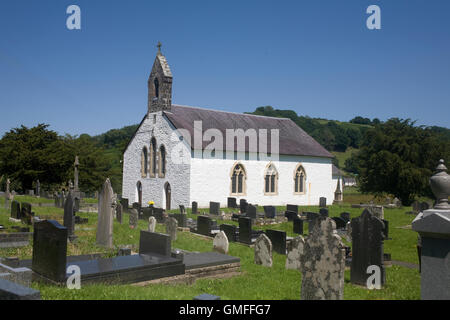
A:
141;147;148;178
264;163;278;195
154;77;159;98
159;145;166;177
294;164;306;194
230;163;246;196
150;137;157;177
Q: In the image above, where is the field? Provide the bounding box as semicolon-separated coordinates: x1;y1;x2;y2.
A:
0;193;421;300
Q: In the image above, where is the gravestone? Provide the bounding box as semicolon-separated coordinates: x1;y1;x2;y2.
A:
332;217;347;230
20;203;34;225
254;234;272;267
319;197;327;207
129;209;139;229
0;279;41;300
73;197;80;213
220;224;238;242
239;199;248;214
120;198;129;212
340;212;351;223
420;201;431;212
96;179;114;248
165;217;178;241
319;208;329;218
63;192;77;242
368;206;384;220
227;197;237;208
213;231;229;254
116;202;123;224
151;207;165;223
148;216;156;232
132;202;141;213
300;218;346;300
412;159;450;300
192;201;198;214
286;236;305;270
350;209;386;287
293;218;303;235
247;204;257;219
382;219;390;240
139;231;171;256
209;202;220;215
412;201;421;213
286;204;298;214
11;201;21;220
170;213;187;228
285;211;298;221
265;229;287;255
179;205;186;214
263;206;276;219
197;216;213;236
306;212;320;234
238;217;252;245
31;220;68;283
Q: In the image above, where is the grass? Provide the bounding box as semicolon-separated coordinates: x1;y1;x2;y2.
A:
332;147;358;170
0;195;421;300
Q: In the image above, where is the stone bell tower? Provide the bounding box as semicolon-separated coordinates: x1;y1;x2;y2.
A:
148;42;173;114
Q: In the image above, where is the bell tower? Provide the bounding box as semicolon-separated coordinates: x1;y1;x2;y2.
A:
148;42;173;113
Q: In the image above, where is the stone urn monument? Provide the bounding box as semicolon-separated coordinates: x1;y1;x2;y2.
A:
412;159;450;300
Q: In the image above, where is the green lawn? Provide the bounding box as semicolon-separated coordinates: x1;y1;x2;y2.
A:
0;196;421;300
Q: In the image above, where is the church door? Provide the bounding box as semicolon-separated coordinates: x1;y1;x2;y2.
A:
165;183;171;210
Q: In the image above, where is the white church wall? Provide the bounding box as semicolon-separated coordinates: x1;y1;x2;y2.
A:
189;152;334;208
122;112;191;208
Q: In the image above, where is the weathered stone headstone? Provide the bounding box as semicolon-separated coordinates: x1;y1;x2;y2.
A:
165;217;178;241
392;197;402;207
31;220;67;283
129;209;139;229
116;202;123;224
412;201;421;213
300;217;345;300
368;205;384;220
63;192;76;242
120;198;129;212
254;234;272;267
96;179;114;248
350;209;386;287
179;205;186;214
213;231;229;254
148;216;156;232
319;197;327;207
412;159;450;300
20;203;33;225
191;201;198;214
286;236;305;270
170;213;187;228
209;202;220;215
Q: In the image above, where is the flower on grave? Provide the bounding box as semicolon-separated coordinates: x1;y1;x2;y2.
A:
148;201;154;206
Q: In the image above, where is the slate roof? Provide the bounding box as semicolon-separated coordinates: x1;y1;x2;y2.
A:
332;164;342;176
163;105;333;158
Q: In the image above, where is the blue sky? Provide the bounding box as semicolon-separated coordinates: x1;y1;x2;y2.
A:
0;0;449;136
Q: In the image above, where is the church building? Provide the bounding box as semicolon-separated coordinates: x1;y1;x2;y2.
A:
122;45;335;209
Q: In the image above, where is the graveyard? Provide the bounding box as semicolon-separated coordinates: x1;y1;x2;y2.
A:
0;188;424;300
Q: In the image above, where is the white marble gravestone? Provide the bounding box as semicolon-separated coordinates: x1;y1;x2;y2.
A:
213;231;229;254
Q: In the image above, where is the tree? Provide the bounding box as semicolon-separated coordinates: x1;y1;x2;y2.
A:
350;118;450;205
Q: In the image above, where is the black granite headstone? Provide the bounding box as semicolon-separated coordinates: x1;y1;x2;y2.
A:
11;201;21;219
192;201;198;214
263;206;276;219
141;207;153;220
286;204;298;214
293;218;303;235
32;220;68;283
170;213;187;228
220;224;238;242
319;208;329;218
331;216;347;230
382;219;390;240
238;217;253;245
265;229;287;255
132;202;141;213
319;197;327;207
239;199;248;214
197;216;213;236
350;209;386;287
152;207;165;223
227;197;237;208
139;230;171;256
340;212;351;223
0;279;41;300
209;202;220;215
120;198;129;212
247;204;257;219
285;210;297;221
179;205;186;214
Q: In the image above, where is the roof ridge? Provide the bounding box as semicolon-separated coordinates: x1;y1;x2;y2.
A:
170;104;291;120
